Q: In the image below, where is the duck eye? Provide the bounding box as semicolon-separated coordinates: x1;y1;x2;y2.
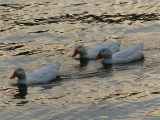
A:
18;69;21;71
79;46;81;48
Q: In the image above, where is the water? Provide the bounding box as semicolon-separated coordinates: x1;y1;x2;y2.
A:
0;0;160;119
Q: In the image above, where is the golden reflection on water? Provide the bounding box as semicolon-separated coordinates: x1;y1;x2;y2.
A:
0;0;159;119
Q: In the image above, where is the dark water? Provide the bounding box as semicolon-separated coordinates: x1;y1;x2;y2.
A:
0;0;160;119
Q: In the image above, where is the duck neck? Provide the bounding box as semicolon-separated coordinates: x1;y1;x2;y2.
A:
80;50;89;58
104;54;112;59
17;74;27;84
102;55;113;64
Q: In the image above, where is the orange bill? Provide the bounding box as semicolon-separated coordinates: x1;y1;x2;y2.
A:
72;50;79;57
10;72;17;79
95;53;102;60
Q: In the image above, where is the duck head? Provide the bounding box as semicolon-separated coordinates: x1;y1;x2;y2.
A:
72;45;88;57
10;68;26;80
95;48;112;60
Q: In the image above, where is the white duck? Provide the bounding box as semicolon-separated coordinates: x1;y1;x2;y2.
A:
95;43;144;64
10;62;61;85
72;40;121;60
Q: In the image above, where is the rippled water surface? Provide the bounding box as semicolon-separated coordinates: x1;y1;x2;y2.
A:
0;0;160;119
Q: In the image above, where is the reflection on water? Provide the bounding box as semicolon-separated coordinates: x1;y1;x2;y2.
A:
0;0;159;119
13;84;28;99
79;58;90;67
102;63;113;69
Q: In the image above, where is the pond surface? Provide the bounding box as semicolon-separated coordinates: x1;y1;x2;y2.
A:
0;0;160;119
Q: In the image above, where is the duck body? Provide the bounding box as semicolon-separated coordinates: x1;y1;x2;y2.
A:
96;43;144;65
10;62;61;85
72;40;121;60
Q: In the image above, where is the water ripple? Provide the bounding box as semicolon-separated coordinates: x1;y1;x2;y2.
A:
0;0;159;120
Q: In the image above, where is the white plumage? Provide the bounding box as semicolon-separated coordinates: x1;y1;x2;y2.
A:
72;40;121;59
10;62;61;85
96;43;144;64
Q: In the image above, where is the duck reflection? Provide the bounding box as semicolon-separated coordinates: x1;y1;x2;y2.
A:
101;58;145;75
13;84;28;99
102;63;113;69
79;58;90;67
